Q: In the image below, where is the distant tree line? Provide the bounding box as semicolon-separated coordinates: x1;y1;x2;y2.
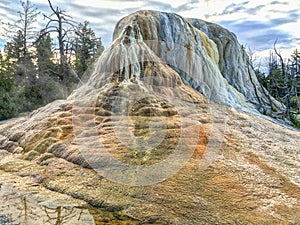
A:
0;0;104;120
255;43;300;128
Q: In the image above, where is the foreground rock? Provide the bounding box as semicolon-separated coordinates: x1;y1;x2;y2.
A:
0;103;299;224
0;10;299;224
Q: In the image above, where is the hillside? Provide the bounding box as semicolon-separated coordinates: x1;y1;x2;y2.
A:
0;10;299;224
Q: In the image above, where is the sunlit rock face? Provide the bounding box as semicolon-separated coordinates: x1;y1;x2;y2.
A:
110;10;244;109
111;10;282;113
188;18;284;112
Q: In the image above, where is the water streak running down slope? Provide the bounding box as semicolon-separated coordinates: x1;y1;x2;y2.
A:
110;11;283;114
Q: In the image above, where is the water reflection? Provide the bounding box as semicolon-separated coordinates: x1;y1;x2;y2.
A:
0;184;95;225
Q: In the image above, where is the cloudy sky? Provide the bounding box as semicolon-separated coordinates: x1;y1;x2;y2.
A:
0;0;299;59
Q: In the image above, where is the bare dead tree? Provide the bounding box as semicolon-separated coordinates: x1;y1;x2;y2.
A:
288;50;300;112
274;40;291;119
41;0;82;85
17;0;40;64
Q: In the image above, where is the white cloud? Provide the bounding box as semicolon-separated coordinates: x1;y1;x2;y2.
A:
0;0;299;58
72;0;144;10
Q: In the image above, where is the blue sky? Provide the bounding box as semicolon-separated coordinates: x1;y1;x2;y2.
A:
0;0;299;59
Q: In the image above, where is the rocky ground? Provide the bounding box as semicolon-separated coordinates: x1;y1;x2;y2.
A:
0;98;299;224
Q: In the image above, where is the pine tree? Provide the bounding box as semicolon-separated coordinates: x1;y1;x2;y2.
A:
4;31;23;62
34;32;65;104
73;21;104;77
16;0;40;63
0;51;17;120
35;32;55;76
258;46;300;127
2;0;39;82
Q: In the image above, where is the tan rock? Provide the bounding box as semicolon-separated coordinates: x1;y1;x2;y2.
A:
0;10;299;225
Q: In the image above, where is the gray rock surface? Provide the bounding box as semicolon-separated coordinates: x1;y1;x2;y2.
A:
111;10;283;114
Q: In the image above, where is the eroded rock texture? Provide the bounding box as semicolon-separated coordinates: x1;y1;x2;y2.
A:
112;11;283;113
0;10;299;225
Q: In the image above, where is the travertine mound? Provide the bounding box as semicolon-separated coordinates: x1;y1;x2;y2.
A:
0;10;299;224
112;10;283;114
